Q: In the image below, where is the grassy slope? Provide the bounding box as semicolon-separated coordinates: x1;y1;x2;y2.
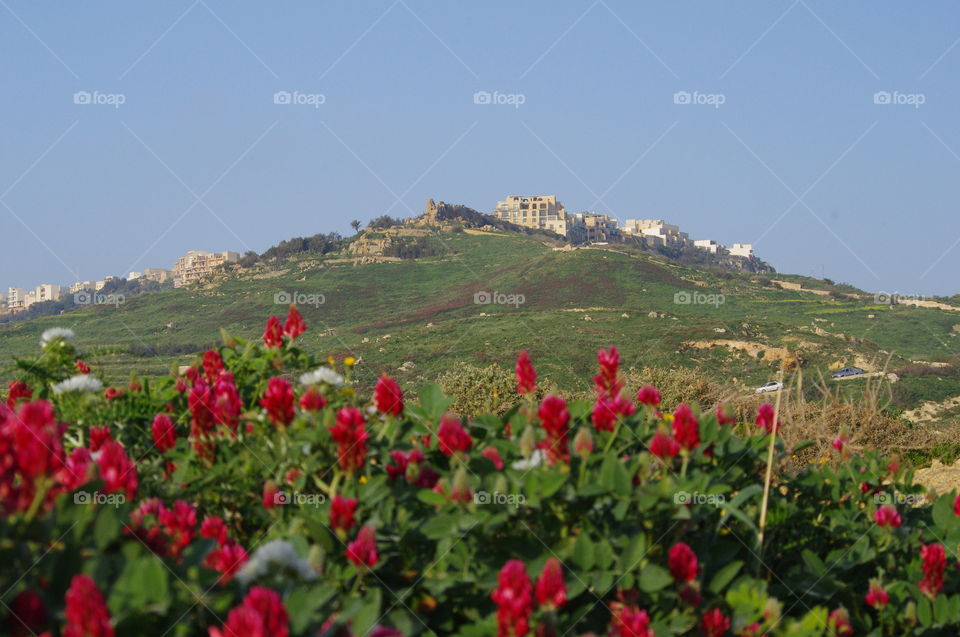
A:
2;230;958;409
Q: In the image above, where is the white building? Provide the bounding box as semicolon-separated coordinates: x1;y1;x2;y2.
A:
730;243;754;258
693;239;725;254
7;287;26;311
35;284;62;303
70;281;95;293
622;219;690;248
95;276;116;291
128;271;142;280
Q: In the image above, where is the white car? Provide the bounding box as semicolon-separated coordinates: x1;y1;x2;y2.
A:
755;381;783;394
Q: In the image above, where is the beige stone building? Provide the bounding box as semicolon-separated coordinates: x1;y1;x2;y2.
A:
173;250;240;287
570;213;621;243
730;243;754;258
493;195;569;236
622;219;690;248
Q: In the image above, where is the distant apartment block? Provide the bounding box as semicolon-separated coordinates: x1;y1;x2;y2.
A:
7;284;62;312
493;195;569;236
142;268;172;284
730;243;754;258
693;239;724;254
622;219;690;248
173;250;240;287
570;212;621;243
70;281;95;294
95;276;116;291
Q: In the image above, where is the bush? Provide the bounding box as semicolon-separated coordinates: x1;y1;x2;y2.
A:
3;321;960;635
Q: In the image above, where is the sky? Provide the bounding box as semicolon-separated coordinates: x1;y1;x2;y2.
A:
1;1;959;296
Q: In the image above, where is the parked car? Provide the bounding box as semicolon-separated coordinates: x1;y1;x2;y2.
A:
755;381;783;394
832;367;865;379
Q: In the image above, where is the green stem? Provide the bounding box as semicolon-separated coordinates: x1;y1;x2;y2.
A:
603;420;622;455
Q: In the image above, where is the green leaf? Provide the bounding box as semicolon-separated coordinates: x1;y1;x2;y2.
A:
621;534;647;571
94;504;121;549
419;384;453;420
918;596;933;627
417;489;447;506
573;533;595;570
600;455;631;497
638;564;673;592
708;560;743;594
801;550;826;577
539;471;568;498
595;540;614;569
932;494;955;531
421;514;459;539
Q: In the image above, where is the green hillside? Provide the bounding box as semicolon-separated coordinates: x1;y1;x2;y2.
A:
3;227;959;417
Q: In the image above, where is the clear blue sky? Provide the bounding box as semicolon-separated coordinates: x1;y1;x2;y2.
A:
1;1;958;295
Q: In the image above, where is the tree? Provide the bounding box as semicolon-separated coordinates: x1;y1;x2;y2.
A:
350;219;361;233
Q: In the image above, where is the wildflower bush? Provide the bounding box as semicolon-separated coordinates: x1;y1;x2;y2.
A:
4;309;960;636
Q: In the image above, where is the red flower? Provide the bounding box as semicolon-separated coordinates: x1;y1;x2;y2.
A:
159;500;197;559
701;608;730;637
212;372;242;433
6;380;32;409
715;403;736;426
437;414;472;456
668;542;699;583
152;414;177;453
63;575;113;637
832;435;847;452
329;407;369;473
591;395;635;433
386;449;437;487
283;305;307;340
200;516;229;546
537;395;570;465
516;350;537;395
374;375;404;416
346;525;379;568
202;349;224;383
59;447;93;491
188;378;216;459
610;606;653;637
263;316;285;348
97;440;138;499
827;608;853;637
535;558;566;609
482;447;504;470
595;346;621;397
88;426;112;452
756;404;778;435
262;482;280;510
919;543;947;598
260;377;295;427
671;404;700;451
865;579;889;608
8;400;66;482
8;589;46;637
299;387;327;411
75;360;91;374
209;587;289;637
636;385;661;406
104;387;123;401
491;560;533;637
649;430;680;459
330;495;358;534
873;504;901;528
204;541;248;583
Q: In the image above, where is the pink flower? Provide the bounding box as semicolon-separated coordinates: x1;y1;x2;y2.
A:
299;387;327;411
329;407;369;473
202;349;224;383
260;377;295;427
537;395;570;465
104;387;123;401
715;403;736;425
865;579;889;608
668;542;699;583
437;414;472;456
263;316;284;348
636;385;661;406
701;608;731;637
953;493;960;517
374;375;404;416
263;482;280;510
516;350;537;395
671;404;700;451
6;380;32;409
330;495;358;534
209;587;289;637
756;403;778;435
919;543;947;598
827;608;853;637
609;606;653;637
7;589;46;637
63;575;113;637
649;431;679;459
832;436;847;452
482;447;504;470
591;395;635;433
200;516;229;546
491;560;533;637
213;372;243;433
152;414;177;453
159;500;197;559
88;426;112;452
535;558;566;609
346;525;379;568
283;305;307;340
59;447;93;491
97;440;138;499
873;504;901;528
75;360;91;374
204;541;248;583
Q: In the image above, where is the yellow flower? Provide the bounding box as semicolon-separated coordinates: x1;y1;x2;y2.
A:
327;356;335;366
360;475;368;484
344;356;356;367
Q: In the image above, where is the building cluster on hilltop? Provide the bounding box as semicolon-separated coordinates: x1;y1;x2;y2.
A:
491;195;754;259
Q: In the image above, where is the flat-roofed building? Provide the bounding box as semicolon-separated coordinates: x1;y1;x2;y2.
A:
173;251;240;287
492;195;569;237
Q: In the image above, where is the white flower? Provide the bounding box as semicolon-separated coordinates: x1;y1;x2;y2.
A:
41;327;75;346
52;374;103;395
299;367;344;387
511;449;544;471
236;539;316;585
